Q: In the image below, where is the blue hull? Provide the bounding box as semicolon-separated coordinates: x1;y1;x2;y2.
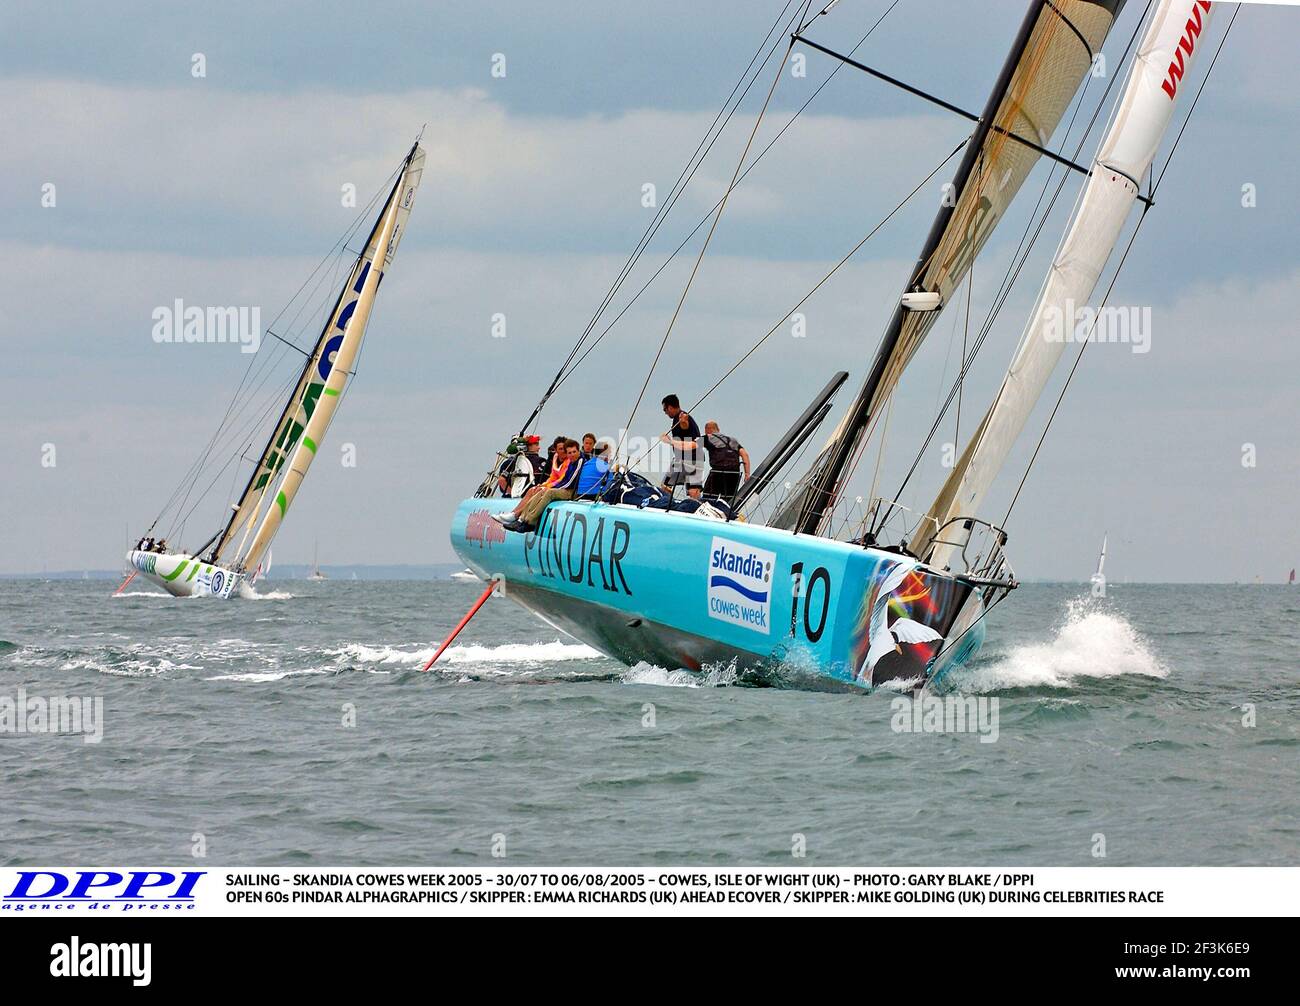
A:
451;498;983;689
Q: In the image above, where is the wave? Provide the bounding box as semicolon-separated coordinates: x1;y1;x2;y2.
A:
243;589;295;600
110;590;170;598
58;656;202;677
959;598;1169;692
325;639;601;668
442;641;601;665
621;659;739;688
204;668;329;683
622;662;704;688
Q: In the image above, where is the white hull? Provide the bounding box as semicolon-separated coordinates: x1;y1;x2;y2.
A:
127;551;246;599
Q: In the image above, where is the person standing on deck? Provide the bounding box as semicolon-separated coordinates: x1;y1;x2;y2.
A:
659;394;703;499
701;421;750;503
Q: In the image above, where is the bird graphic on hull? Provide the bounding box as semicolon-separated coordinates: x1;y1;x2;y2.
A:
858;558;943;686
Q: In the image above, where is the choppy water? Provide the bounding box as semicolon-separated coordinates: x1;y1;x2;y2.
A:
1;579;1295;866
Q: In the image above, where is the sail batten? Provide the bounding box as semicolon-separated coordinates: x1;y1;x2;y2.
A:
920;0;1214;568
772;0;1125;535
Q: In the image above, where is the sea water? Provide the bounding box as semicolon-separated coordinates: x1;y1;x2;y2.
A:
0;580;1295;865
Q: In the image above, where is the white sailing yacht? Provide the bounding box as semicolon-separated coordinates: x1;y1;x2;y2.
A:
1091;533;1108;588
127;142;425;598
309;540;327;581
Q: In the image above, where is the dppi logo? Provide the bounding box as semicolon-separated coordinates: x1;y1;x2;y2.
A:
3;871;203;912
465;509;506;550
1161;1;1211;100
707;536;774;634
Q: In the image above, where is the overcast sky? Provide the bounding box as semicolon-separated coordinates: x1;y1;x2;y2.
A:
1;0;1295;583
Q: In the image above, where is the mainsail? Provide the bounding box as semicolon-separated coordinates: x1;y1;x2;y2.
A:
218;144;425;571
771;0;1125;535
920;0;1213;569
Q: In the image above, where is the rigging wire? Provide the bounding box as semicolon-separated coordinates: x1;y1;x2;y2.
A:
616;1;814;456
521;0;805;432
531;0;904;414
149;163;397;541
686;139;967;413
613;136;967;477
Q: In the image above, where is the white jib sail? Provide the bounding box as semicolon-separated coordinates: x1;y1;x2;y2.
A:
238;151;421;572
924;0;1215;570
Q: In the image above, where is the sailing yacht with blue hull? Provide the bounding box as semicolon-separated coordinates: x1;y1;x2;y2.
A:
453;497;996;688
448;0;1224;691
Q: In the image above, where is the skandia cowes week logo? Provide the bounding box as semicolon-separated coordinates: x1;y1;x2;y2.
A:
707;536;774;634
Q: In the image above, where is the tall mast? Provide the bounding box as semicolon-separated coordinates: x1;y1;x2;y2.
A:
776;0;1125;536
238;145;421;573
209;143;418;564
920;0;1215;568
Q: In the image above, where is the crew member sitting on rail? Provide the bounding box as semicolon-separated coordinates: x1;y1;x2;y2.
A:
575;439;616;499
503;439;583;532
701;421;750;503
660;394;703;499
541;435;566;479
496;435;544;497
492;438;576;525
581;433;597;460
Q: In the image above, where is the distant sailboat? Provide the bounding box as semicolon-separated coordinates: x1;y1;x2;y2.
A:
309;540;327;581
450;569;480;583
124;141;425;598
1090;533;1107;588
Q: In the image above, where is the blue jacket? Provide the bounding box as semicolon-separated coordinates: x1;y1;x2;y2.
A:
575;458;611;497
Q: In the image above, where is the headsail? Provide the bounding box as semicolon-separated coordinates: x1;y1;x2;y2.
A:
771;0;1125;535
227;144;425;572
920;1;1213;568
